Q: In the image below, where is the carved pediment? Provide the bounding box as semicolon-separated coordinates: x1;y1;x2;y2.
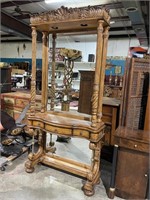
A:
30;5;110;25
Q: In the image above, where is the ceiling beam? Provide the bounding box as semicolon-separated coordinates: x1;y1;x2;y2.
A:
1;11;42;42
1;0;44;8
122;0;148;47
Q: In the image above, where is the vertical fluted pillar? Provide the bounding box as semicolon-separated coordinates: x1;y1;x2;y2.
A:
50;33;56;111
30;26;37;116
97;26;110;122
91;20;104;127
41;31;49;112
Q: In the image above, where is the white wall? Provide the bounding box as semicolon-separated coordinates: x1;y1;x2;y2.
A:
1;42;42;59
1;37;140;61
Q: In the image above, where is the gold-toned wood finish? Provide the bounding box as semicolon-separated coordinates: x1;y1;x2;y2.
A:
25;5;110;196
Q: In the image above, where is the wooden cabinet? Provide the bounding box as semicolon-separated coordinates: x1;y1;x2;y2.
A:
1;92;41;121
0;67;11;93
108;126;149;199
78;70;95;114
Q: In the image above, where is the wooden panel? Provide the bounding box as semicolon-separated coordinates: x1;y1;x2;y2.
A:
3;97;15;105
114;136;149;153
115;148;149;199
123;58;149;129
78;70;95;114
16;98;29;107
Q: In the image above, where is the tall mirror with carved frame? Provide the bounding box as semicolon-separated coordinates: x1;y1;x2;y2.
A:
25;5;110;196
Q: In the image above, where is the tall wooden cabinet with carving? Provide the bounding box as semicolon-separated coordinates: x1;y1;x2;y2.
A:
25;6;111;196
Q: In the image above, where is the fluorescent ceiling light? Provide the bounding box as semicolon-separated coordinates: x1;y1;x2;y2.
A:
45;0;64;3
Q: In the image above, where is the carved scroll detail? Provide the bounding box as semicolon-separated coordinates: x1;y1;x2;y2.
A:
30;6;110;24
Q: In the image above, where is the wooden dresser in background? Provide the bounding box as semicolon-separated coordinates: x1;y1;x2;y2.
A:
0;67;12;93
0;92;41;122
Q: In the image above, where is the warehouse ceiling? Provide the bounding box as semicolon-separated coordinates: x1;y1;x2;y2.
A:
1;0;149;47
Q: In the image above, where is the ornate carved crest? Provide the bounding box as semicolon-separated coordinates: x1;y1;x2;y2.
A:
30;6;110;24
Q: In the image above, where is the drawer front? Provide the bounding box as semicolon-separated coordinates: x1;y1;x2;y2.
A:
102;105;112;115
35;102;41;110
73;129;89;139
4;108;14;117
45;124;72;135
16;99;29;107
114;137;149;153
33;121;44;129
4;97;15;106
102;115;112;124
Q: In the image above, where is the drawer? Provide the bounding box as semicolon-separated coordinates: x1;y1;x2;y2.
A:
102;115;112;124
114;137;149;153
4;97;14;105
73;129;89;139
45;124;72;135
33;121;44;128
102;105;112;115
35;102;41;110
16;99;29;107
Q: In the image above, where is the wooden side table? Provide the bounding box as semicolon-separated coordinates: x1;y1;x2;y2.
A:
108;126;150;199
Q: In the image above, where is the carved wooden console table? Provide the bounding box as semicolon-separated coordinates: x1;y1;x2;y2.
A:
25;6;110;196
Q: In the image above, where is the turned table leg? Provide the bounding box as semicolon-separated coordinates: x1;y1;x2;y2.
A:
25;129;45;173
82;140;102;196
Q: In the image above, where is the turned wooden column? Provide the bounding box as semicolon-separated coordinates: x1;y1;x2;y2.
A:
50;33;56;111
30;26;37;116
91;20;104;127
97;26;109;122
41;31;49;112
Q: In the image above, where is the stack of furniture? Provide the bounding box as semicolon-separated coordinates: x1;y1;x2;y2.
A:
108;58;150;199
24;5;111;196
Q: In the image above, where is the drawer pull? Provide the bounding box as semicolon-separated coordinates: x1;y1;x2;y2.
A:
144;174;148;177
134;144;137;148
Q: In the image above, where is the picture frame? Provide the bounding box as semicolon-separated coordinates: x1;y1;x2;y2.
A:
115;66;122;74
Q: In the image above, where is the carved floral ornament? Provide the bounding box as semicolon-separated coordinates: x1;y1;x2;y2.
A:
30;6;110;24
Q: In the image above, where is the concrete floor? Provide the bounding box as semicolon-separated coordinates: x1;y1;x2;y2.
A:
0;135;124;200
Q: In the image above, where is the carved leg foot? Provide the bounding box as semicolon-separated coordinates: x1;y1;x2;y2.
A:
82;181;95;196
46;146;56;153
25;146;44;173
82;140;102;196
25;160;35;173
